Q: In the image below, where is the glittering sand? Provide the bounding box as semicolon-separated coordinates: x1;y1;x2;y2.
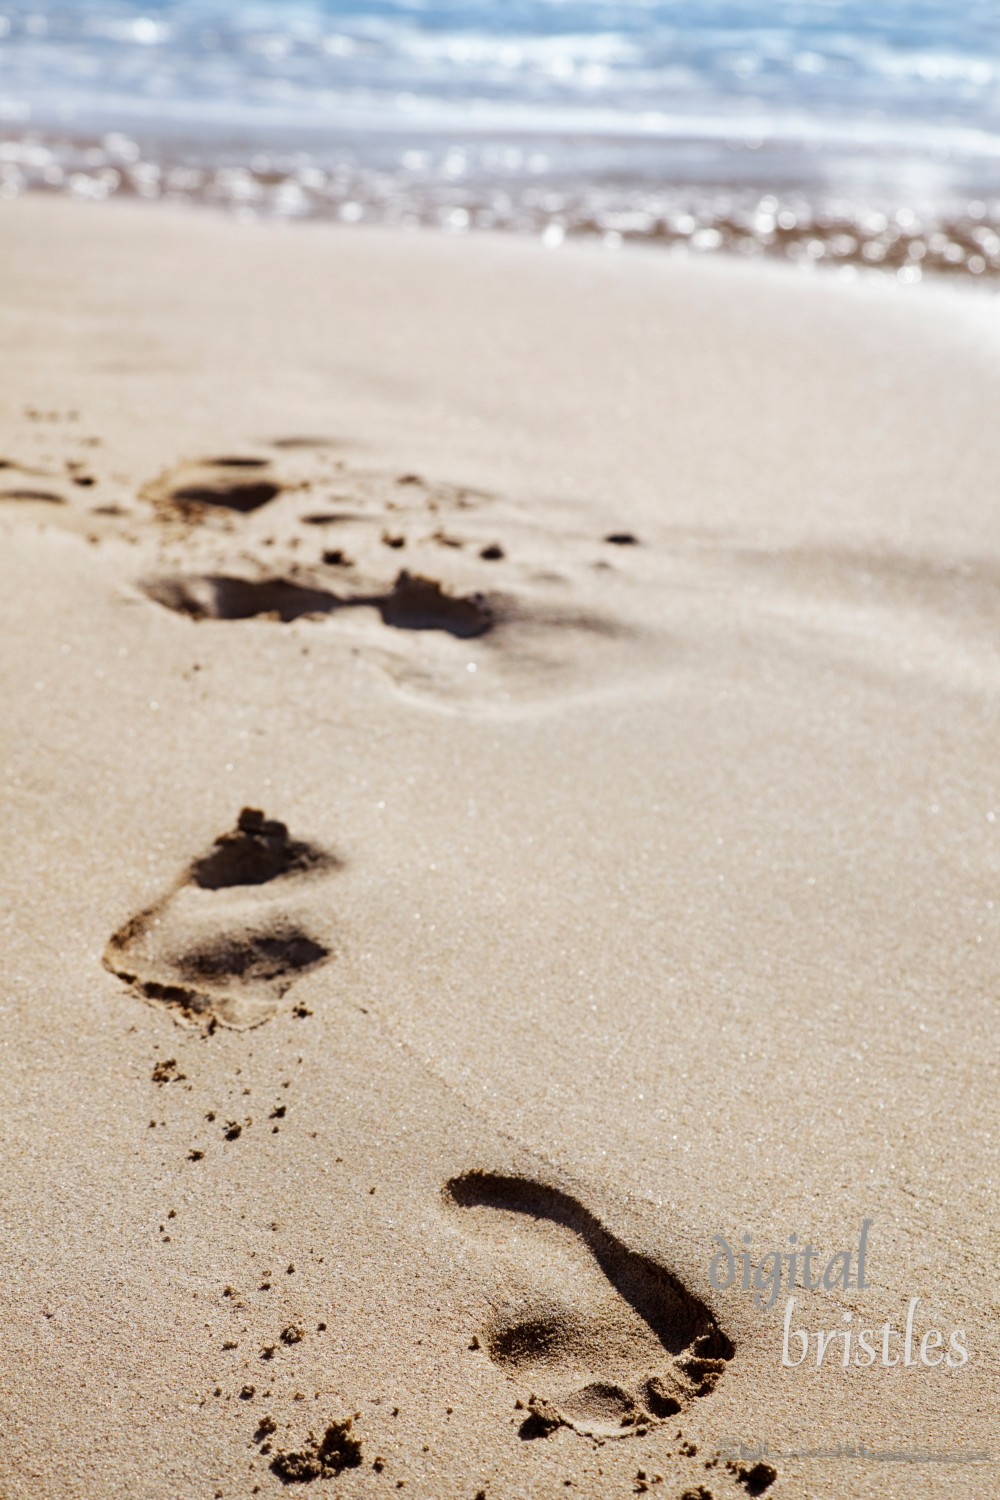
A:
1;196;997;1498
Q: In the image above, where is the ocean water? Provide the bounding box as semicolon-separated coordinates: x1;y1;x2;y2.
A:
3;1;1000;278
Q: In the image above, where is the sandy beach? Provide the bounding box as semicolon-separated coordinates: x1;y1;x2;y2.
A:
1;195;997;1499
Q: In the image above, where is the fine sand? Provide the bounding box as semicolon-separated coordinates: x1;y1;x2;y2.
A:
0;196;997;1499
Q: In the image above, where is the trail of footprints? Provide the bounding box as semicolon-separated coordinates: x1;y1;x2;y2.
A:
21;435;752;1482
105;807;746;1483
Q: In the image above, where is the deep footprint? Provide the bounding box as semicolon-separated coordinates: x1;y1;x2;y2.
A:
376;571;492;637
141;457;282;515
104;808;337;1030
140;574;342;623
139;569;494;638
444;1172;733;1439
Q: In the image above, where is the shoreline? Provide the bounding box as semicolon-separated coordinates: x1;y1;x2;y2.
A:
5;127;1000;285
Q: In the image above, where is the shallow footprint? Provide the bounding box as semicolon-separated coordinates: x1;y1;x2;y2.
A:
104;808;339;1030
443;1171;733;1439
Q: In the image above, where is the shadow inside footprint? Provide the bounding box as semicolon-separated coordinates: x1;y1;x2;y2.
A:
444;1172;733;1439
141;574;342;623
139;569;494;638
104;808;338;1030
190;807;336;887
205;456;271;469
1;488;66;504
141;459;282;516
373;571;492;638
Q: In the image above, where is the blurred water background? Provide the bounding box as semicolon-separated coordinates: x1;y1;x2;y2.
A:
3;1;1000;278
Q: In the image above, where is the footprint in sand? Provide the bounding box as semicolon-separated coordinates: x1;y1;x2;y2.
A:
141;456;283;517
103;808;339;1030
443;1172;733;1439
119;448;650;710
138;568;494;637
